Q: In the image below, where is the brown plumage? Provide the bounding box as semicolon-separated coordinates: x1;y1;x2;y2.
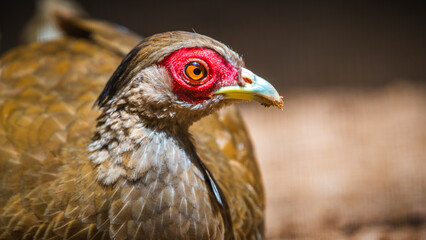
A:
0;14;282;240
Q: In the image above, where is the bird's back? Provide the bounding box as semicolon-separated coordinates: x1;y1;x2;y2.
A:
0;17;264;239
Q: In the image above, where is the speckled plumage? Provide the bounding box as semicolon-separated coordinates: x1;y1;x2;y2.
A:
0;17;265;240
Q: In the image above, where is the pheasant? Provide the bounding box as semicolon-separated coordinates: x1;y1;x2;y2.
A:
0;14;283;240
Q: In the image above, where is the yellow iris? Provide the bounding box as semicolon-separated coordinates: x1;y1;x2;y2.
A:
184;62;207;84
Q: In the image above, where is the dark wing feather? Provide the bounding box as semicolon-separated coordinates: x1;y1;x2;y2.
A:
193;108;265;239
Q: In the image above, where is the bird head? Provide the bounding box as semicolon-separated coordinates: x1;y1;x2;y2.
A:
96;31;283;129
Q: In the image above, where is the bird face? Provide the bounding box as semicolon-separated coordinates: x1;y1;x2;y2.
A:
96;31;282;126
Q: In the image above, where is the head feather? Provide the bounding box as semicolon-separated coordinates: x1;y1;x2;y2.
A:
95;31;243;108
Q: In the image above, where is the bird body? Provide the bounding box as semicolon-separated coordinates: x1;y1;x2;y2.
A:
0;16;282;240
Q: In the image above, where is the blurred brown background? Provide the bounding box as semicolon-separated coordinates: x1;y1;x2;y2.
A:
1;0;425;239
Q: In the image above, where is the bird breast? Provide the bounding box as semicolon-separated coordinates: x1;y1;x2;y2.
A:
88;110;225;239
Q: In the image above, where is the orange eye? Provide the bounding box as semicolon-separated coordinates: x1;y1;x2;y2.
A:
184;61;208;84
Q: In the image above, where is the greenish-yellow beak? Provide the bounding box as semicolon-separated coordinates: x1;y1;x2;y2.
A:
213;68;283;109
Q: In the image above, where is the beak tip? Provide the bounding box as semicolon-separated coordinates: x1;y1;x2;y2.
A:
276;96;284;110
270;96;284;110
259;95;283;109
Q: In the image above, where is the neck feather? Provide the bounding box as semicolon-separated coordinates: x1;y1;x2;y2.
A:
88;105;195;185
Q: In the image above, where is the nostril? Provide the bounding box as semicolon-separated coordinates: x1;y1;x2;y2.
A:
243;77;253;84
238;69;254;87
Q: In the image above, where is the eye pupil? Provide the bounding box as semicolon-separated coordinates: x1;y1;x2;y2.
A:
193;68;201;75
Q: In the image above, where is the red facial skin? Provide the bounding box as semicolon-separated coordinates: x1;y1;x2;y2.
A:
160;48;239;103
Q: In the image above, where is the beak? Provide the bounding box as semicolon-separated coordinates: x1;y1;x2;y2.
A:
213;68;283;109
